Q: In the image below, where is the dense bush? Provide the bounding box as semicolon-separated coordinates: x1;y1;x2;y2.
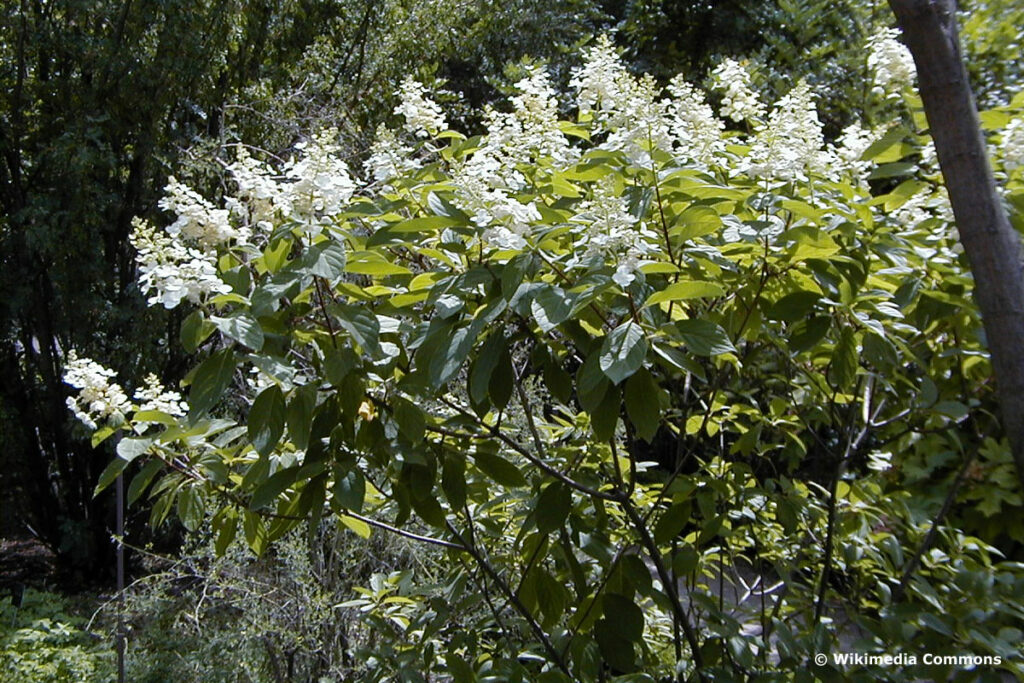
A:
0;589;113;682
65;21;1024;683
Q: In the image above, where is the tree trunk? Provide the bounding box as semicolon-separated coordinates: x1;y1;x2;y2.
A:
888;0;1024;490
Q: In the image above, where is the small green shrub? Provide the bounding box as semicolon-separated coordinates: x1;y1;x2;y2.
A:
0;588;114;683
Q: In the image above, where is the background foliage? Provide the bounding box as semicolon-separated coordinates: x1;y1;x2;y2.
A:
3;0;1024;681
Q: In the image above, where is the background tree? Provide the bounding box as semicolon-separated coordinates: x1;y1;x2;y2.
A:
889;0;1024;490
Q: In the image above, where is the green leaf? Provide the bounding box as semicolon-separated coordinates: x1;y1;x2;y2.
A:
489;347;514;410
625;368;660;442
177;487;203;532
644;281;725;307
286;384;317;451
654;502;692;545
303;240;347;279
470;333;505;406
345;253;413;276
410;492;445;527
330;303;381;355
94;456;130;496
672;205;722;241
442;454;467;509
829;327;858;390
188;350;237;415
213;508;238;556
243;509;267;554
128;459;163;505
543;355;573;404
333;468;366;513
211;313;264;351
787;229;840;263
536;482;572;533
474;450;527;487
249;467;299;510
868;162;916;179
180;310;215;353
577;352;610;412
599;321;648;384
602;594;644;643
390;215;463;232
675;319;735;356
116;436;154;463
339;514;371;539
767;291;821;322
248;385;286;456
531;284;572;332
591;384;620;442
393;396;426;442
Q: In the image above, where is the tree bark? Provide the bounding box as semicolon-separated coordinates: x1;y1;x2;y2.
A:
888;0;1024;490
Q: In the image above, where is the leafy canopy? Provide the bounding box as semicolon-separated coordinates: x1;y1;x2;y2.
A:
69;35;1024;682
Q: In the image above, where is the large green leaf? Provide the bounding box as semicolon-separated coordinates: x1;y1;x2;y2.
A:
536;482;572;533
624;368;660;442
211;313;264;351
599;321;648;384
644;280;726;307
189;350;237;415
302;240;347;279
531;284;572;332
675;319;735;356
333;468;366;513
248;385;286;456
330;303;381;356
473;449;527;487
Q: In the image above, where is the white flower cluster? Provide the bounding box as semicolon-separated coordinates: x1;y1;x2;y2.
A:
129;217;231;309
453;162;542;251
395;77;447;138
487;66;575;168
160;177;248;248
571;36;624;118
228;149;288;229
1002;117;1024;171
229;130;357;225
571;176;659;287
867;28;916;96
366;124;422;184
450;68;577;251
283;129;357;219
746;80;825;180
830;122;879;185
667;77;725;164
890;187;955;231
134;374;188;417
571;37;722;164
64;351;131;430
710;58;765;123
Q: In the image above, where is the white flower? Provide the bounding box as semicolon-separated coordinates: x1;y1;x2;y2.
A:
366;125;421;184
571;35;628;119
746;80;825;180
63;351;131;429
711;58;765;123
570;176;659;286
667;76;725;163
129;218;232;309
160;177;249;248
829;122;879;184
1002;117;1024;171
571;38;674;162
394;78;447;138
867;28;916;95
228;149;289;227
282;128;357;218
134;374;188;417
492;66;575;168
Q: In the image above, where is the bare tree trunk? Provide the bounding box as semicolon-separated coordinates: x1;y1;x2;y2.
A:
889;0;1024;490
